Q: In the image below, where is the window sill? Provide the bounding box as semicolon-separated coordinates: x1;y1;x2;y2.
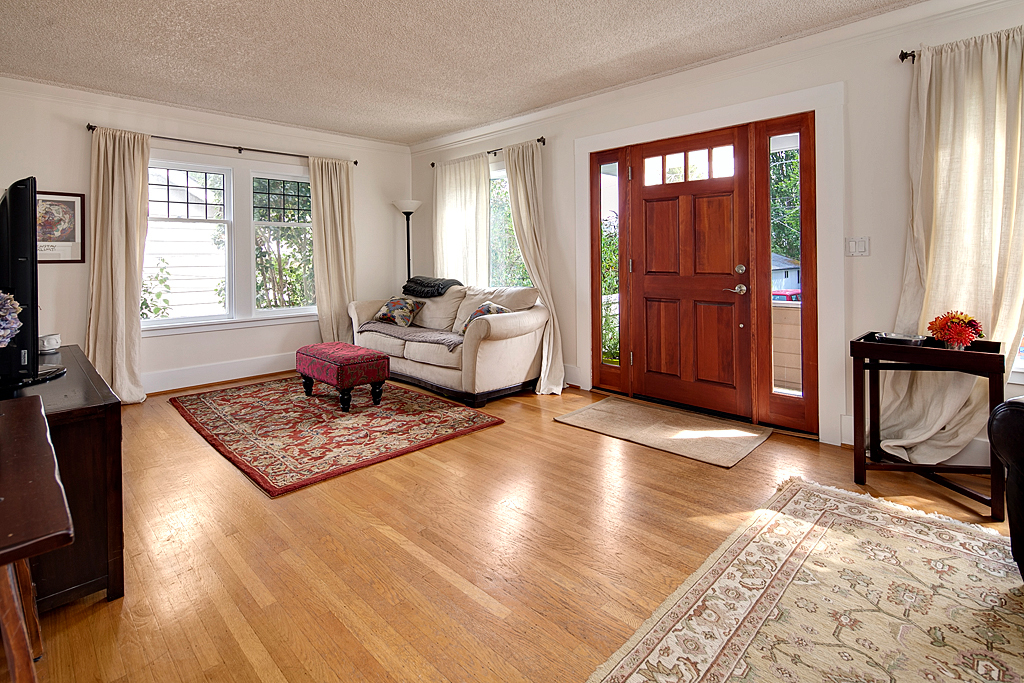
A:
1010;367;1024;388
141;312;319;338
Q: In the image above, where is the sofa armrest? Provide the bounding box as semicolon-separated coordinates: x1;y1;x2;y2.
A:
464;305;549;343
348;299;387;330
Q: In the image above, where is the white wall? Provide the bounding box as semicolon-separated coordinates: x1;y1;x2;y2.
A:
409;0;1024;445
0;77;412;393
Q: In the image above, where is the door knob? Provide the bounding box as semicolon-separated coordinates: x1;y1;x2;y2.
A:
724;284;748;295
735;264;746;274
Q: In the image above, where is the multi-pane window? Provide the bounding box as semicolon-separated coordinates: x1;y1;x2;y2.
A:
142;166;229;321
252;177;315;310
644;146;734;186
488;170;532;288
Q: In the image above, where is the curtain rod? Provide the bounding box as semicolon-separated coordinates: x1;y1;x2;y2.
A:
899;50;917;64
430;136;545;168
85;124;358;165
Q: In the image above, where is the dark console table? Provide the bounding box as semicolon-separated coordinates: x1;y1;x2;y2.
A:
17;345;123;612
850;332;1005;521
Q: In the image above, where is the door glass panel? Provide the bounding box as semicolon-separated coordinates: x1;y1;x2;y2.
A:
712;145;735;177
600;163;621;365
768;132;802;396
687;149;709;180
644;156;663;186
665;153;686;183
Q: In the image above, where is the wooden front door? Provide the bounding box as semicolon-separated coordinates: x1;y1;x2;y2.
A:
628;125;753;416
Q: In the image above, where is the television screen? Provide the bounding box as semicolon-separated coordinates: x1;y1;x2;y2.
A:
0;176;39;383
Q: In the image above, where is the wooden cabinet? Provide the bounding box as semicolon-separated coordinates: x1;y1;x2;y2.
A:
19;345;123;612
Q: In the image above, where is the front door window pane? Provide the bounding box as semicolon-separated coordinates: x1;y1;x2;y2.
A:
712;145;735;178
768;133;802;396
600;162;620;365
687;149;709;180
644;156;663;186
665;153;686;183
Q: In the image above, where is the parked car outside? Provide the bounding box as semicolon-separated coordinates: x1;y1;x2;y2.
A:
772;289;801;301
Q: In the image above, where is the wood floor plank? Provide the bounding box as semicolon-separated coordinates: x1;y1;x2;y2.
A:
4;378;1011;682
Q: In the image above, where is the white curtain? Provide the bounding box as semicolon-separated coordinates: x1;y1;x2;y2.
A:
85;127;150;404
309;157;357;342
504;140;565;395
433;153;490;286
880;26;1024;464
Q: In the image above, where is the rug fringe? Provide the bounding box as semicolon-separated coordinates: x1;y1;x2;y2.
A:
774;476;1003;537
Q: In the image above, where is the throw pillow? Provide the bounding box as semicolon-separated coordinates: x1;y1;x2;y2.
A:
460;301;512;334
373;297;425;327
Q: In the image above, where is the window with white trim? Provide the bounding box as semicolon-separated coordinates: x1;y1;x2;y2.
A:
252;177;315;310
141;151;316;330
143;165;230;321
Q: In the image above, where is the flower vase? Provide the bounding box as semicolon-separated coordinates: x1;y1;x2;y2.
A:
945;342;966;351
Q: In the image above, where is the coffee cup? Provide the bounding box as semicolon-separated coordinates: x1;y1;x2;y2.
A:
39;333;61;353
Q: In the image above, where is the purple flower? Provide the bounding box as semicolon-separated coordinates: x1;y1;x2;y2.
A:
0;292;23;348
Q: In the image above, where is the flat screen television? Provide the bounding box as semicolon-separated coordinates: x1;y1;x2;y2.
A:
0;176;39;384
1;176;66;394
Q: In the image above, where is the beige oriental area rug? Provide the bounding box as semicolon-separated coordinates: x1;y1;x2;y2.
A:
555;397;771;467
588;478;1022;683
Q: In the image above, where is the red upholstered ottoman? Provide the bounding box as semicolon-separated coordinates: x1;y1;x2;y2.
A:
295;342;390;412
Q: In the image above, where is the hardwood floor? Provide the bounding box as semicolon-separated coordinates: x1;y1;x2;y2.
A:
3;376;1009;682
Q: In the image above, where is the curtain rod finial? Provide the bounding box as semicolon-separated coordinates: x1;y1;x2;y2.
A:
899;50;917;64
86;123;96;132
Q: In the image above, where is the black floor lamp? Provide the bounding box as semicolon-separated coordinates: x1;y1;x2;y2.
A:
392;200;422;281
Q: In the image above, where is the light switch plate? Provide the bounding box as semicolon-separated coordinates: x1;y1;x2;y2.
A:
845;236;871;257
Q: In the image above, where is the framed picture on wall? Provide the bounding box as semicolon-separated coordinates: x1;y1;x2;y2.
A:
37;191;86;263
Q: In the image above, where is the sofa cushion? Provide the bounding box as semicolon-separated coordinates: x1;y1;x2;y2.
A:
453;286;539;332
404;341;463;370
407;285;467;330
460;301;512;334
373;297;424;327
356;330;406;357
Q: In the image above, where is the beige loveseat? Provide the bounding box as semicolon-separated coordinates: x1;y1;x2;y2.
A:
347;286;548;407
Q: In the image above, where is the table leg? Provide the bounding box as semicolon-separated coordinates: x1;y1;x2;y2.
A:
853;357;866;485
989;372;1005;522
868;361;881;461
0;562;38;681
12;560;41;661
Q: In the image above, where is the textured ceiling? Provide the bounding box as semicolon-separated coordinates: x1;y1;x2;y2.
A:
0;0;923;145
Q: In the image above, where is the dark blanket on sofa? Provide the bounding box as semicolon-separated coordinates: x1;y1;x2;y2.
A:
358;321;465;352
402;276;463;298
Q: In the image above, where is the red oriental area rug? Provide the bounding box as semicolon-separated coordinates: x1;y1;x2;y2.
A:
170;377;502;497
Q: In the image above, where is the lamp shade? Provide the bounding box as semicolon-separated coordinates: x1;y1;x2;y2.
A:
393;200;422;214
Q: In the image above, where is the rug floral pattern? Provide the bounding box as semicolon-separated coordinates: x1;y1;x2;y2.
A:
590;479;1022;683
171;377;502;497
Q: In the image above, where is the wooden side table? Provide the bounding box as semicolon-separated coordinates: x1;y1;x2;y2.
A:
850;332;1005;521
0;395;74;681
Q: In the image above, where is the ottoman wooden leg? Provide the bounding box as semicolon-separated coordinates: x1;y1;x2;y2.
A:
370;381;385;406
339;388;352;412
301;375;314;397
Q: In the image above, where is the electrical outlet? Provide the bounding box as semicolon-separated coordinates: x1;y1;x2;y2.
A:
845;237;871;257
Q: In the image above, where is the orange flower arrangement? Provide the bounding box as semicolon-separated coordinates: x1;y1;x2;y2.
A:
927;310;984;348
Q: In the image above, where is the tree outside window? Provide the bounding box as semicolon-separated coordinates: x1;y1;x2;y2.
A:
489;174;532;288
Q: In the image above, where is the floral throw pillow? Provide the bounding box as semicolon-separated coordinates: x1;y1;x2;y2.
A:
373;297;425;327
460;301;512;334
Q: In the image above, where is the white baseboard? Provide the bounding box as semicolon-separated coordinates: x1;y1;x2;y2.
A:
563;364;583;389
840;414;854;446
142;352;296;394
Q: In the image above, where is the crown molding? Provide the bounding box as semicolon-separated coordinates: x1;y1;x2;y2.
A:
0;75;411;157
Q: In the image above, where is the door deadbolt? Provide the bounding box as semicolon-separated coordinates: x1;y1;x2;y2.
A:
735;264;746;274
724;284;748;295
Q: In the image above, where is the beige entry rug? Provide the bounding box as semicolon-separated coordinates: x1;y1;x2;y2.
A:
554;397;771;467
588;477;1022;683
